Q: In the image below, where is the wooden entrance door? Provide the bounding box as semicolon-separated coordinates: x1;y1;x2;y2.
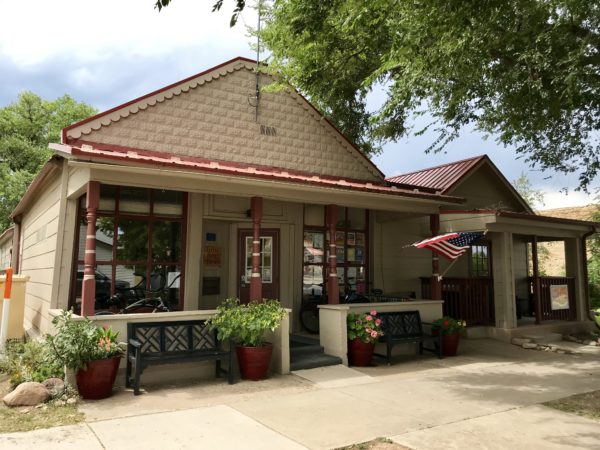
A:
238;229;279;303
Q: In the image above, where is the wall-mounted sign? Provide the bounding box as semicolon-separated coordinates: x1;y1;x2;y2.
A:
206;232;217;242
550;285;569;310
203;245;221;267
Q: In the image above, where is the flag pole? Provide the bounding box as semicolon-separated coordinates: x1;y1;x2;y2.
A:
437;258;459;281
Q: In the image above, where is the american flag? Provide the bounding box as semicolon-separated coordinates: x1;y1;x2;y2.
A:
413;232;485;261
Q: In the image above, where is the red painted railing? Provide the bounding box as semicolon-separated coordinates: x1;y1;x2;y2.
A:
528;277;576;321
421;277;495;326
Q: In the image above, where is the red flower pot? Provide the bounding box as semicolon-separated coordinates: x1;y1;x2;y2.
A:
348;338;375;366
442;332;460;357
76;356;121;400
236;344;273;381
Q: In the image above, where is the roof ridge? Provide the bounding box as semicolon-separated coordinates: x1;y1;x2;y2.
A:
385;154;486;180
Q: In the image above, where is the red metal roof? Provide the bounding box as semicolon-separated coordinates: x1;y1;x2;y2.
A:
50;142;464;204
386;156;486;193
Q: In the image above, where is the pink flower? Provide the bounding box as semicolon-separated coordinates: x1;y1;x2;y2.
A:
375;319;381;326
366;315;373;321
370;331;378;338
370;310;377;316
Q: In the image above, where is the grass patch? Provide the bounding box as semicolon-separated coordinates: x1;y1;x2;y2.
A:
544;390;600;421
337;437;411;450
0;377;84;433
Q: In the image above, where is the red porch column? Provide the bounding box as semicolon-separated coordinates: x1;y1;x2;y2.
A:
81;181;100;317
430;213;442;300
326;204;340;304
249;197;263;302
532;236;542;324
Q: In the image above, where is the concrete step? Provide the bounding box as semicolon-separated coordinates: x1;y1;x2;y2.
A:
290;353;343;371
290;343;324;357
290;334;320;346
520;333;563;345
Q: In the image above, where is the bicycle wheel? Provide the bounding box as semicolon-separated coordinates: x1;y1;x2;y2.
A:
300;301;320;334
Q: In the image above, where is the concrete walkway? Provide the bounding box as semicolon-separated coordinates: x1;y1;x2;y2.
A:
2;339;600;449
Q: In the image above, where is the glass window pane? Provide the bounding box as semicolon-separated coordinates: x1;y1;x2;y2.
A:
115;264;146;305
117;219;149;261
151;265;181;310
77;217;114;262
96;217;114;261
304;231;324;264
304;205;324;226
120;187;150;214
152;221;182;262
99;185;117;212
303;265;324;301
95;265;113;309
154;189;184;216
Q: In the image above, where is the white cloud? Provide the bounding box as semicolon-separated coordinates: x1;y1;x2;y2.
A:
541;189;596;209
0;0;256;66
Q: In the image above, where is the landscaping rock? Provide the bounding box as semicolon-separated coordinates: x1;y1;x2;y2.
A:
42;378;65;397
512;338;531;346
66;397;77;405
522;343;538;349
3;382;50;407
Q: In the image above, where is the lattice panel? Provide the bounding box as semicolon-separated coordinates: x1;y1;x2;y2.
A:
383;313;422;336
192;325;218;350
136;327;161;353
165;326;189;352
401;313;421;335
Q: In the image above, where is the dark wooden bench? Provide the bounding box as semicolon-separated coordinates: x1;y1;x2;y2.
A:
126;319;235;395
374;311;443;364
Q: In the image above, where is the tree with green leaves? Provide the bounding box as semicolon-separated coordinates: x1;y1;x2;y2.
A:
155;0;600;190
512;173;545;210
0;92;96;231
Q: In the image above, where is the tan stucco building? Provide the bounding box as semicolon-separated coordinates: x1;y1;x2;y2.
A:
8;57;599;344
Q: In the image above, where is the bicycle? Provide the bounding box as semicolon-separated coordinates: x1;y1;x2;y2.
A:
95;272;180;315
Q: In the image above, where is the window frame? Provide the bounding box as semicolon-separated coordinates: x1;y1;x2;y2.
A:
69;186;188;312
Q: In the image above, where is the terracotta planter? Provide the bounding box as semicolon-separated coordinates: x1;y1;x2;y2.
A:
236;344;273;381
348;338;375;367
442;332;460;357
76;355;121;400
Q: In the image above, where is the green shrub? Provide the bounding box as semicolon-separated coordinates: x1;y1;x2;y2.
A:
207;298;287;347
46;310;123;372
0;339;63;388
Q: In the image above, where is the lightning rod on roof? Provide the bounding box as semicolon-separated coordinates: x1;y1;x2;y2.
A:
248;0;261;121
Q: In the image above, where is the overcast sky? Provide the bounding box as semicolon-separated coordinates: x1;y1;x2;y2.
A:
1;0;597;209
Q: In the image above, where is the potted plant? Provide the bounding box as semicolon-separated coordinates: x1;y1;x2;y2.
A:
432;316;466;357
347;310;384;366
207;298;287;381
46;310;124;399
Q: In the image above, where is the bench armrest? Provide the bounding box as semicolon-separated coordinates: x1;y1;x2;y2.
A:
129;338;142;349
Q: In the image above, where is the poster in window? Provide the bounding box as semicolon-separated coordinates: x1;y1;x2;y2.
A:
347;232;356;246
550;285;569;310
356;233;365;246
167;271;181;289
335;231;345;246
203;245;221;267
355;247;363;263
347;247;355;262
336;246;345;263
